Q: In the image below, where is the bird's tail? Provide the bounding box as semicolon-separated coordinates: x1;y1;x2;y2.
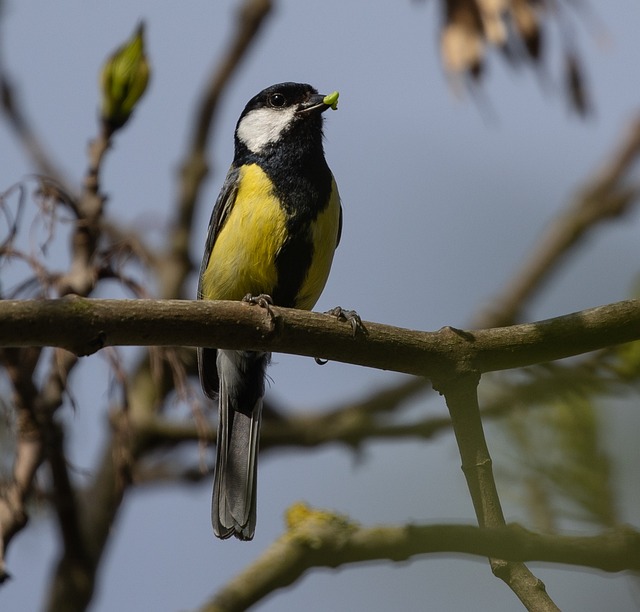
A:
212;349;267;540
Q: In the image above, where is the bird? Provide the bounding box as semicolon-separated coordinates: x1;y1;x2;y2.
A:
197;82;342;540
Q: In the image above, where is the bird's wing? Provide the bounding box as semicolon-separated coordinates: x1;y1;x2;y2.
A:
332;175;343;249
336;200;343;248
197;165;241;298
197;165;241;399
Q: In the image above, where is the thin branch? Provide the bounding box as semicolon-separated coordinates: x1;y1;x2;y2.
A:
437;374;559;610
188;0;272;159
1;291;635;589
55;121;111;297
1;24;116;586
0;346;42;583
337;109;640;481
165;0;273;299
476;114;640;328
44;420;91;581
136;377;438;452
0;76;77;199
1;5;636;611
0;350;42;582
42;3;275;609
2;15;128;599
437;373;504;526
200;503;640;612
120;353;633;488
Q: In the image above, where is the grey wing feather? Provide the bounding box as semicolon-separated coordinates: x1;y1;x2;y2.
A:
197;165;241;399
197;165;241;299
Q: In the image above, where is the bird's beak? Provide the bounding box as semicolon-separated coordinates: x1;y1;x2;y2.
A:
298;91;339;115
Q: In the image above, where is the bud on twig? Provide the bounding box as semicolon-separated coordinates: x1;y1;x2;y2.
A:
99;21;150;134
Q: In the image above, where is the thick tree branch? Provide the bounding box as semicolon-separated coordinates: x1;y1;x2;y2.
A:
0;298;638;376
200;503;640;612
8;294;628;611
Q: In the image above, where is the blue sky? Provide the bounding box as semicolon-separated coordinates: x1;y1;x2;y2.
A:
2;1;640;610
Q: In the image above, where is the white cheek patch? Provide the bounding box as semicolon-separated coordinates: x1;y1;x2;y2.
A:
237;106;297;153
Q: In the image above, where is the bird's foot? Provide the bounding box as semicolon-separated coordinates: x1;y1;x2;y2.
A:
315;306;366;366
325;306;366;337
243;293;275;322
243;293;273;308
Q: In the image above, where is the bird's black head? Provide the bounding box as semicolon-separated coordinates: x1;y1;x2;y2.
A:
234;82;336;159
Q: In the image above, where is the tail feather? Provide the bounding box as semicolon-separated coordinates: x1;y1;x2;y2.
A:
198;347;219;399
212;350;266;540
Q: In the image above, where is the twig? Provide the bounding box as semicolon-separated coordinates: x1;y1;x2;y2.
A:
163;0;273;299
476;114;640;328
436;374;559;610
56;122;111;297
42;2;274;609
0;76;77;199
0;348;42;583
134;377;437;452
201;503;640;612
44;420;91;586
1;15;121;595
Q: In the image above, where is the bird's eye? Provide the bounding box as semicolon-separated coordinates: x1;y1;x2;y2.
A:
268;93;286;108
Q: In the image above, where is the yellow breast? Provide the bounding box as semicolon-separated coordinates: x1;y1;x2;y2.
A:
200;163;341;311
200;164;288;301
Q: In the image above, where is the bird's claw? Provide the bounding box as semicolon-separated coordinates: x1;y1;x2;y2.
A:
325;306;366;337
243;293;273;307
243;293;275;321
314;307;365;366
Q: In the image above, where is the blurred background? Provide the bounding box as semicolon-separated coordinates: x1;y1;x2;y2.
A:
1;0;640;610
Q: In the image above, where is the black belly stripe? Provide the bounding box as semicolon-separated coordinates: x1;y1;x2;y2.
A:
270;169;332;307
273;220;314;307
237;135;334;308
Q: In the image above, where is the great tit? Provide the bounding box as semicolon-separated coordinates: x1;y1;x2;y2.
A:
197;82;342;540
